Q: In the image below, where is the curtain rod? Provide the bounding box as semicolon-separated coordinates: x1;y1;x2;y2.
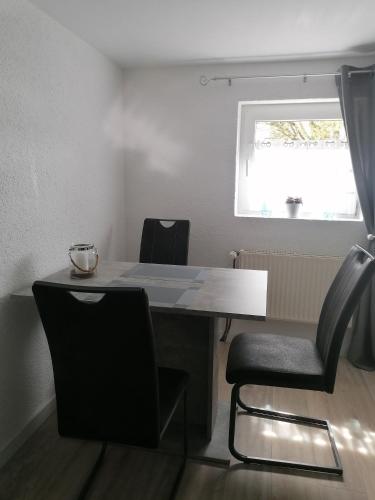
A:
199;69;374;86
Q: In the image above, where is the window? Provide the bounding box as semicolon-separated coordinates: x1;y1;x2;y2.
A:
235;99;361;220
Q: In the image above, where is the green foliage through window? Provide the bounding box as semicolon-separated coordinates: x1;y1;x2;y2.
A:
265;120;344;141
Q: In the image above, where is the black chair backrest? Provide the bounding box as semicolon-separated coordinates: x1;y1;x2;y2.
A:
316;245;375;393
139;218;190;265
32;282;161;448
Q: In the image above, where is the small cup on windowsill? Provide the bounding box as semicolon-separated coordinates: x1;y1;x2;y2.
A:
286;197;303;218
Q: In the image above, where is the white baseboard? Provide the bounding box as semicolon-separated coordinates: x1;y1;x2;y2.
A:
0;397;56;471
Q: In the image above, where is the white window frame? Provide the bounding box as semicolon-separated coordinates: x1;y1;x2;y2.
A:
235;98;361;221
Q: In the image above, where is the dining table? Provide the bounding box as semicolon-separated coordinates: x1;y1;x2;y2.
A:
14;260;268;465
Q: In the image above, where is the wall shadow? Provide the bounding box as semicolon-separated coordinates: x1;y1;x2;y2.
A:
0;256;54;458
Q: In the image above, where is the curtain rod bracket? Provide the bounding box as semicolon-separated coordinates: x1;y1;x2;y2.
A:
200;75;209;86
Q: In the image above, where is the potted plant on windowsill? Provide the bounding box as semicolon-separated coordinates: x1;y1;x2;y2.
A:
286;197;303;218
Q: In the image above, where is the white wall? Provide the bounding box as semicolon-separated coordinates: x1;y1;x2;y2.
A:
0;0;126;465
122;57;374;267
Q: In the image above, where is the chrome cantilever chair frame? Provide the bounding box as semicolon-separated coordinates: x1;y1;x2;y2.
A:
77;389;188;500
229;384;342;474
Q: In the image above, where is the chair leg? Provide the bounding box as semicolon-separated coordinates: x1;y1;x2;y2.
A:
229;384;343;476
183;389;188;458
77;442;107;500
169;389;188;500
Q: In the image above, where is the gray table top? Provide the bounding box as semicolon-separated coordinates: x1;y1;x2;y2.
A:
14;261;267;320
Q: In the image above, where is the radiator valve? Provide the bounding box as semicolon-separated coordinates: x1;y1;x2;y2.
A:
229;250;240;259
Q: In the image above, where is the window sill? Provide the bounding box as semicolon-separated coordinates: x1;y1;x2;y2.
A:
235;213;363;222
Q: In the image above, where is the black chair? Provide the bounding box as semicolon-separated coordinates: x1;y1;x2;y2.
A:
32;282;189;500
226;244;375;475
139;218;190;265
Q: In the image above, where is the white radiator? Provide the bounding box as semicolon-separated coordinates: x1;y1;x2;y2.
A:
235;250;343;323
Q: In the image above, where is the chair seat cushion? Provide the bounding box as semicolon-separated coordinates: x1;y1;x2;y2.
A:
226;333;325;391
158;367;189;435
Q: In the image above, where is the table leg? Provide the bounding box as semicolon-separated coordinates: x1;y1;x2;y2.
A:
152;313;230;465
152;313;219;440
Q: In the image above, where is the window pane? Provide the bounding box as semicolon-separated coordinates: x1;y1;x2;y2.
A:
242;119;358;219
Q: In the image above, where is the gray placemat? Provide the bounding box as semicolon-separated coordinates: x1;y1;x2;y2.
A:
109;279;193;306
176;288;198;308
194;270;209;283
122;263;204;281
70;279;199;309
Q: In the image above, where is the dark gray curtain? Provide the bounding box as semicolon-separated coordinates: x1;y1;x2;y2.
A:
336;64;375;370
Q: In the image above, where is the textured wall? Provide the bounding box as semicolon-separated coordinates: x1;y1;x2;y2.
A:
0;0;125;463
122;57;373;267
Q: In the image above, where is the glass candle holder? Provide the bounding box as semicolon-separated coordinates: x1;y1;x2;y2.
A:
69;243;98;277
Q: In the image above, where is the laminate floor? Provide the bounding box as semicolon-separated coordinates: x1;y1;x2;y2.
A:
1;343;375;500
